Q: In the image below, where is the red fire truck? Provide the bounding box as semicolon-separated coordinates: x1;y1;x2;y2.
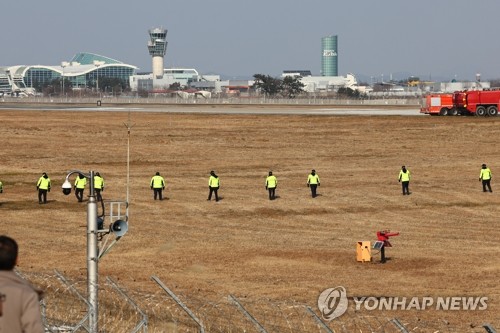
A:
420;94;455;116
452;90;500;116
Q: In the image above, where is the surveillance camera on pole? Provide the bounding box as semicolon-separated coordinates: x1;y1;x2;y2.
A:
62;179;72;195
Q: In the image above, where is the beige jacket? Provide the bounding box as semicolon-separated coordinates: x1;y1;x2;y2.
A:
0;270;44;333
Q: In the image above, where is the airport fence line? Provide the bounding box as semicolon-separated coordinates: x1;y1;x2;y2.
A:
17;270;471;333
0;96;421;107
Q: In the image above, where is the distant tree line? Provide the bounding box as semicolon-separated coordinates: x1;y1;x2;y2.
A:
337;87;362;98
252;74;305;98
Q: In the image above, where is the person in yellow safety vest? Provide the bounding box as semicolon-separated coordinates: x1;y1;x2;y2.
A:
74;173;87;202
36;172;51;204
265;171;278;200
479;163;492;193
207;170;220;202
93;172;105;201
150;172;165;200
307;169;320;198
398;165;411;195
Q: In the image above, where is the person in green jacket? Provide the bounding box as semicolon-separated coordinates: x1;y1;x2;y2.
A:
207;171;220;202
398;166;411;195
36;172;51;204
265;171;278;200
479;163;492;192
93;172;105;201
307;169;320;198
74;173;87;202
150;172;165;200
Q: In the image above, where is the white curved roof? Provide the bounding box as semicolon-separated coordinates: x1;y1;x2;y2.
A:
11;63;137;77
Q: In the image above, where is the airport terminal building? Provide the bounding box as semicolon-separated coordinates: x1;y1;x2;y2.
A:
130;68;220;92
0;52;137;95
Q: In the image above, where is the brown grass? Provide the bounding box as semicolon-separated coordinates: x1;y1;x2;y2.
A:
1;107;499;330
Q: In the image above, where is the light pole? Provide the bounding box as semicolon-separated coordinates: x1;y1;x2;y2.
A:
62;171;128;333
61;62;69;98
93;60;105;97
62;170;98;332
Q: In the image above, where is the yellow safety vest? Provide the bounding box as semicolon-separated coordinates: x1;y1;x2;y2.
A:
266;175;277;188
37;177;51;190
399;170;411;182
209;175;219;187
307;174;320;185
151;175;165;188
94;176;104;189
75;177;87;189
480;168;492;180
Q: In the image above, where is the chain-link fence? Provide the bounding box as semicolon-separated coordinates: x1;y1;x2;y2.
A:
18;270;490;333
1;96;420;107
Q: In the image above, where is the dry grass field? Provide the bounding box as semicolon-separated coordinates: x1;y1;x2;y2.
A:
1;105;499;331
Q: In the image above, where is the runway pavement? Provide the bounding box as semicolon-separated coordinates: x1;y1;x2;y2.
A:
0;103;422;116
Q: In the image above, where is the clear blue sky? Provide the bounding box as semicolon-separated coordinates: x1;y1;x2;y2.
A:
2;0;500;81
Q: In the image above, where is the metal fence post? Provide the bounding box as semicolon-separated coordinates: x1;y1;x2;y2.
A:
391;318;409;333
305;306;334;333
228;294;268;333
106;277;148;333
151;276;205;333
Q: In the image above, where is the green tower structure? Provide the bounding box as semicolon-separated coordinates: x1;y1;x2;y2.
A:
321;35;338;76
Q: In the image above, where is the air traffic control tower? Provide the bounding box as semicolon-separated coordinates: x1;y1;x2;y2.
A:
147;28;168;79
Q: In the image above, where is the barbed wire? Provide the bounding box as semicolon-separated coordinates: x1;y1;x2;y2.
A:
20;271;471;332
